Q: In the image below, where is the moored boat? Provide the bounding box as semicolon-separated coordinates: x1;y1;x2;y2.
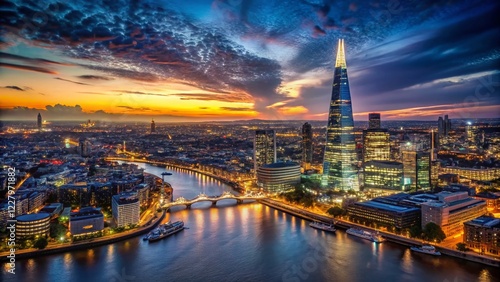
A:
309;221;336;232
410;245;441;256
346;228;385;243
148;220;185;242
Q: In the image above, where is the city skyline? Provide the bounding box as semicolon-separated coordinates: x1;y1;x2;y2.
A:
1;0;499;123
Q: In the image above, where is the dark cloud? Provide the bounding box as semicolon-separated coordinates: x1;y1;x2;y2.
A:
0;62;58;74
0;52;73;66
77;75;114;80
55;77;90;85
4;85;24;91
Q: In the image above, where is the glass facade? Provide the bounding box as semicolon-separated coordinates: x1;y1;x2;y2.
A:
254;130;276;175
302;122;313;170
363;161;403;191
402;150;430;191
362;129;390;163
323;39;359;190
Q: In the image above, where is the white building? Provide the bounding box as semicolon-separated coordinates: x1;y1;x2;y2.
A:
112;193;140;227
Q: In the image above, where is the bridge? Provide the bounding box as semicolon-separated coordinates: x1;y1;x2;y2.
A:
160;191;267;210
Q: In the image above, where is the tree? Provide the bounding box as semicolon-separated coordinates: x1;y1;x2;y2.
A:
327;206;345;217
456;243;468;252
422;222;446;243
50;222;67;239
409;225;423;239
34;237;48;249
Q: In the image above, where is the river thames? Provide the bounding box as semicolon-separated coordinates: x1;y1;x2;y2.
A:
3;163;499;282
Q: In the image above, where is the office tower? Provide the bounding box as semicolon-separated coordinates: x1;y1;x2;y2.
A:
151;119;156;133
37;113;42;130
430;160;440;188
78;138;91;157
363;160;404;191
402;150;430;192
466;122;478;149
323;39;359;190
362;129;390;163
437;116;444;137
302;122;313;170
254;130;276;174
368;113;381;129
444;115;451;135
112;193;140;227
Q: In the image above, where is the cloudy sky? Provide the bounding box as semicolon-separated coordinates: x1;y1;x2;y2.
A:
0;0;499;122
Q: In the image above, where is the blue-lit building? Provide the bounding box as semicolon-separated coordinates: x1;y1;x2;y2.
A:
323;39;359;190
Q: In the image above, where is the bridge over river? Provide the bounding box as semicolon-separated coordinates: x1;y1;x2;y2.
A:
160;191;267;210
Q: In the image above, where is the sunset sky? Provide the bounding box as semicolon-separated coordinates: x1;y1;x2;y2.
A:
1;0;499;122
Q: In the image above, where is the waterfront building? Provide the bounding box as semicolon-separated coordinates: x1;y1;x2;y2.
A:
441;167;499;182
112;193;140;227
368;113;381;129
254;130;276;174
420;191;486;237
134;183;150;206
347;200;420;229
363;160;404;191
463;216;500;256
69;207;104;237
323;39;359;190
402;150;430;191
362;129;390;163
256;162;301;193
302;122;313;170
37;112;42;130
15;212;51;238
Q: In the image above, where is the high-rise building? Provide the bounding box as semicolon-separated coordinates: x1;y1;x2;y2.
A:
254;130;276;174
437;116;444;137
363;160;404;191
301;122;313;170
402;150;430;191
112;192;140;227
78;138;91;157
362;129;390;163
430;161;440;188
37;113;42;130
368;113;381;129
445;114;451;135
323;39;359;190
151;119;156;133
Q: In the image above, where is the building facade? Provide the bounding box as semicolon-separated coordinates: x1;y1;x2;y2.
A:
254;130;276;175
323;39;359;190
347;200;420;229
368;113;381;129
463;216;500;256
441;167;499;182
112;193;140;227
256;162;301;193
363;161;404;191
362;129;390;163
70;207;104;237
15;212;51;237
402;150;430;191
421;192;487;237
301;122;313;170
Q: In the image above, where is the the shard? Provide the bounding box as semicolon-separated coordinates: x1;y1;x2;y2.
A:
322;39;359;190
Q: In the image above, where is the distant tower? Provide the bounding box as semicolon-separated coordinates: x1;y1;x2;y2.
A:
78;138;91;157
322;39;359;190
37;113;42;130
368;113;381;129
437;116;444;137
151;119;156;133
444;115;451;135
254;130;276;175
301;122;313;170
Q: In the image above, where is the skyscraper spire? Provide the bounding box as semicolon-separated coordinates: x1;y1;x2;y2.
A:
335;39;346;68
323;39;359;190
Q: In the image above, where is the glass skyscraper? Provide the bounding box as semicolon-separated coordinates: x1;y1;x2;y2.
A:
323;39;359;190
302;122;313;170
254;130;276;175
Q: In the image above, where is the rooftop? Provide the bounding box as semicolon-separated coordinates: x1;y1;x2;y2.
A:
261;162;299;169
465;216;500;228
355;200;420;213
16;212;51;222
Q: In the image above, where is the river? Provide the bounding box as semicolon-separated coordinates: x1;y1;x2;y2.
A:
3;163;499;282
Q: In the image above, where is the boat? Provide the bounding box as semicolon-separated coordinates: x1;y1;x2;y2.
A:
410;245;441;256
346;228;385;243
148;220;185;242
143;221;172;240
309;221;336;232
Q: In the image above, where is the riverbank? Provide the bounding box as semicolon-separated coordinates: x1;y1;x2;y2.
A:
0;210;166;262
259;198;500;268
